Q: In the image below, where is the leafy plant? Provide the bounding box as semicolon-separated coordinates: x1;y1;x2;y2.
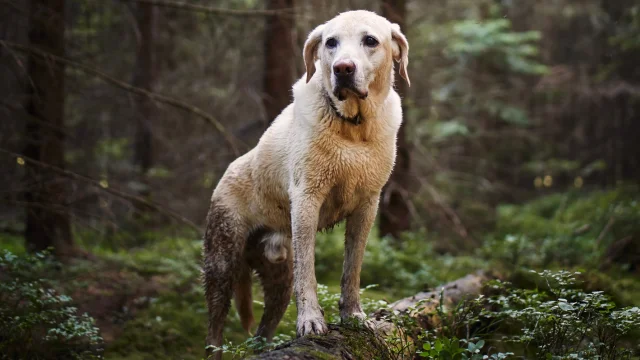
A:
384;270;639;360
419;338;512;360
0;250;103;360
484;271;640;359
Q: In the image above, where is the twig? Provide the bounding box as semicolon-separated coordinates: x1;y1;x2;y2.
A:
595;213;616;249
423;181;470;239
0;148;202;234
0;101;77;141
117;0;295;17
0;40;242;155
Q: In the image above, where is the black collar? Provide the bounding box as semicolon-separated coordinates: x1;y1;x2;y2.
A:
326;94;362;126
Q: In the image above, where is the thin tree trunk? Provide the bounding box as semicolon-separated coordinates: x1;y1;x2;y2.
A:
379;0;412;239
23;0;75;256
263;0;295;124
132;1;157;215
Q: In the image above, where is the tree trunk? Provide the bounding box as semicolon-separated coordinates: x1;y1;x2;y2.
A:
251;272;491;359
23;0;75;256
132;1;157;214
379;0;412;239
263;0;295;124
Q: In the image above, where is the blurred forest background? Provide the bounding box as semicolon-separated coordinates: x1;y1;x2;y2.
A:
0;0;639;359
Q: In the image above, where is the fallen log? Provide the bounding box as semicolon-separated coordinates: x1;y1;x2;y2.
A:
251;271;493;360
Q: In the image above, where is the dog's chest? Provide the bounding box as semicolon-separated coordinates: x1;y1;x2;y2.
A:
317;184;361;230
314;136;395;229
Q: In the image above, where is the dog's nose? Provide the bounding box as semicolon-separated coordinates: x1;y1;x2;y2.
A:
333;60;356;77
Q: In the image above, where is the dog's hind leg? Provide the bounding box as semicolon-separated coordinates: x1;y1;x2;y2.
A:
234;261;255;334
246;232;293;342
203;201;247;360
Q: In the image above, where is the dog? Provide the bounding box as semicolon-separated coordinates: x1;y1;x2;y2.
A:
203;10;409;357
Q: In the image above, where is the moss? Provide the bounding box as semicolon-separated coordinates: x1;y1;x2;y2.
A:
0;233;25;255
300;348;339;360
339;325;392;360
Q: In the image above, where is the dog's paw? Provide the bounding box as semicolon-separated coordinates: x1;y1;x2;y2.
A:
296;316;328;337
340;311;375;329
341;310;367;321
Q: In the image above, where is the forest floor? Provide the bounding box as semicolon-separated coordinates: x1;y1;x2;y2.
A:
2;186;640;359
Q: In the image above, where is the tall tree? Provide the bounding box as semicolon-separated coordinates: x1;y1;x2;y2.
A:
379;0;412;239
132;1;158;212
23;0;75;255
263;0;295;124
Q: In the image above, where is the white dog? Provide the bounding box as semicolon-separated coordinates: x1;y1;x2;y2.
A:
203;10;409;357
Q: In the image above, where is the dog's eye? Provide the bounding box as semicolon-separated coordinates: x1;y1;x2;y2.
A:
363;35;379;47
325;38;338;49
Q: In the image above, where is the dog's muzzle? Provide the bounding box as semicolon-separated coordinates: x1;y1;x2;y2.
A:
332;60;368;101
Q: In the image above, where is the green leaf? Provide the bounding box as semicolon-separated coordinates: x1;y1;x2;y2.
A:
432;120;470;141
558;302;575;311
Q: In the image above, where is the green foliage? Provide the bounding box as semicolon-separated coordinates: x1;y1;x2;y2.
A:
483;186;640;269
406;2;551;236
103;238;209;360
610;6;640;52
0;232;25;256
430;120;470;143
382;270;639;360
419;338;511;360
0;250;103;360
484;270;640;359
4;185;638;360
94;138;130;161
206;336;272;360
417;5;547;133
446;19;547;76
316;226;484;296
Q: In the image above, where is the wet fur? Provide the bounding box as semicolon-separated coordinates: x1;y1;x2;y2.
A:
203;10;409;359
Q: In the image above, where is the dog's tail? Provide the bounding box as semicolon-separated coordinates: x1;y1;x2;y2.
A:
234;263;254;334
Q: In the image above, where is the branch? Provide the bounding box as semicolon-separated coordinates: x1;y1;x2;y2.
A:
385;272;489;314
1;148;202;234
118;0;296;17
0;40;243;155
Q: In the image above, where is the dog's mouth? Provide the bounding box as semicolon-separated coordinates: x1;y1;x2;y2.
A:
333;85;368;101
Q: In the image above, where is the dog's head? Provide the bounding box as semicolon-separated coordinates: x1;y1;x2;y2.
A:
303;10;410;101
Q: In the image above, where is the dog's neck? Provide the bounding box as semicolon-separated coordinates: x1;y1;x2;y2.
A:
324;89;388;126
325;93;363;125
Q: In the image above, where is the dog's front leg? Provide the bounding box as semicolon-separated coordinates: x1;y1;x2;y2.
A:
339;194;379;323
291;190;328;337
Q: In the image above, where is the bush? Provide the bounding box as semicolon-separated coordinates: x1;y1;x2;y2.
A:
406;270;640;360
0;250;103;360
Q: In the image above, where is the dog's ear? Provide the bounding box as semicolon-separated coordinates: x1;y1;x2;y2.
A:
303;24;325;83
390;23;410;87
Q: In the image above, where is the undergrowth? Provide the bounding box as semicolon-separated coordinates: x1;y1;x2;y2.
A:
1;186;638;359
380;270;640;360
482;185;639;271
0;250;103;360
